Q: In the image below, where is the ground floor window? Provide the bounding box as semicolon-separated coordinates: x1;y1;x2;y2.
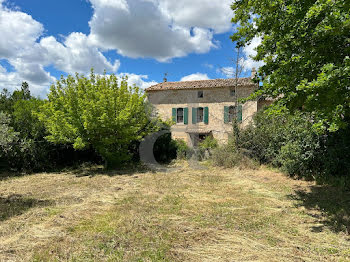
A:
228;106;235;123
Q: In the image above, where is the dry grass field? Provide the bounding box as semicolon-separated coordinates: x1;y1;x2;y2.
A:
0;162;350;261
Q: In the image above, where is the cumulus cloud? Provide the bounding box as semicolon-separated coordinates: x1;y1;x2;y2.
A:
0;4;43;59
159;0;233;34
0;65;53;97
0;0;236;96
118;73;158;90
0;1;121;96
180;73;210;81
88;0;234;61
40;33;120;74
242;36;264;71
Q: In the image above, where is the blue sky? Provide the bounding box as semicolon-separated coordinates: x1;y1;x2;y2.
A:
0;0;262;96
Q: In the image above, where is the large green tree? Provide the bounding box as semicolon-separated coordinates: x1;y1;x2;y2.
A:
231;0;350;131
38;71;159;168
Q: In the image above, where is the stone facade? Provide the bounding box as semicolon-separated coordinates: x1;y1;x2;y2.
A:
146;77;261;147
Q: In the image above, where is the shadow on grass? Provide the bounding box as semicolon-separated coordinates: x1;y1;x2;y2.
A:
71;164;154;178
0;194;54;221
290;186;350;234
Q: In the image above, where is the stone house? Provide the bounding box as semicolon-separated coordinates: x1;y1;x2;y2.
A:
145;71;267;147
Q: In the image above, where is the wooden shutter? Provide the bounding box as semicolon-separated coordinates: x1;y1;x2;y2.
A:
172;108;177;123
237;105;243;123
192;107;197;124
184;108;188;125
204;107;209;124
224;106;229;123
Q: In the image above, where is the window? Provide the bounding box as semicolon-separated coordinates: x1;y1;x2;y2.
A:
224;105;242;124
198;91;204;98
197;107;204;122
177;108;184;123
230;89;236;96
228;106;236;123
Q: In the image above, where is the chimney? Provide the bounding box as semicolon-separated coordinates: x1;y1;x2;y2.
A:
251;67;257;79
163;77;167;82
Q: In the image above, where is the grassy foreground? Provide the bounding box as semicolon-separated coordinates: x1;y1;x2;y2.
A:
0;163;349;261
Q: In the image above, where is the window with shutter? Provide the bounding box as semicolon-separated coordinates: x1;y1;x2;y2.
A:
197;107;204;122
177;108;184;123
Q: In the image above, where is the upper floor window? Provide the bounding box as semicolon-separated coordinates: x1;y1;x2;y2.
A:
197;107;204;122
228;106;236;123
230;89;236;96
224;105;243;123
177;108;184;123
198;91;204;98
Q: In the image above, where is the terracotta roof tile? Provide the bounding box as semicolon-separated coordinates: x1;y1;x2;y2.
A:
145;78;256;91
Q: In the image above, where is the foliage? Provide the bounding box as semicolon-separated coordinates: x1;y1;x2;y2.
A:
198;136;218;150
174;139;192;160
231;0;350;131
237;107;350;187
211;139;257;169
153;130;177;164
38;71;159;168
0;112;18;157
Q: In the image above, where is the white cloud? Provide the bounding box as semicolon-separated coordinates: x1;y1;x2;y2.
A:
180;73;210;81
88;0;233;61
40;33;120;74
0;1;120;96
0;5;43;59
242;36;264;71
159;0;233;34
0;0;237;96
0;65;54;97
118;73;158;90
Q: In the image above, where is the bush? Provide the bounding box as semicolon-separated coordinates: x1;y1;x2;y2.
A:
211;141;257;169
237;107;350;187
199;136;218;150
174;139;193;160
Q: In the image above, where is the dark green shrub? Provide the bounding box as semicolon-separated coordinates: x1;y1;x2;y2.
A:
175;139;193;160
237;107;350;187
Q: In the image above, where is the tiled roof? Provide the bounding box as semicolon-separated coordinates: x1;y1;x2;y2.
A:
145;78;256;91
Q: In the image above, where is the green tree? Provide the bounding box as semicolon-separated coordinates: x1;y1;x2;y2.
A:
0;112;18;157
38;71;159;168
231;0;350;131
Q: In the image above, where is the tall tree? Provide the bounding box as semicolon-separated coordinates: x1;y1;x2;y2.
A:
38;71;159;168
231;0;350;131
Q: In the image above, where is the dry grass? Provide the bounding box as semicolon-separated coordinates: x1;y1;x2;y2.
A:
0;163;349;261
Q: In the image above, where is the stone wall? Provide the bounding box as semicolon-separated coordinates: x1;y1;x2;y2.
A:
147;85;258;145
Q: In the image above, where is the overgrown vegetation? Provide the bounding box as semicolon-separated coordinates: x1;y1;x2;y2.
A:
0;83;101;172
213;107;350;188
232;0;350;132
38;71;161;168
